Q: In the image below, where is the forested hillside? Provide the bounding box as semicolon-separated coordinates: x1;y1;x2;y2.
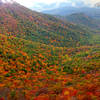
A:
0;2;95;47
0;1;100;100
66;13;100;29
0;33;100;100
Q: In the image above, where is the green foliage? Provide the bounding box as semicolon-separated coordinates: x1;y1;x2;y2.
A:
66;82;73;86
10;69;16;74
10;90;16;98
46;69;54;74
5;73;11;77
75;52;89;57
63;66;74;74
22;68;27;73
31;67;37;72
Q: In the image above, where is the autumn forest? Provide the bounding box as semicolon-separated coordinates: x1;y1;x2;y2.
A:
0;1;100;100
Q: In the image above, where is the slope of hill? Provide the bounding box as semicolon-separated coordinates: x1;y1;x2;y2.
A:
0;33;100;100
0;2;95;47
65;13;100;29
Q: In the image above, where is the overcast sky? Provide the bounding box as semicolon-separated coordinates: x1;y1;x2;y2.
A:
15;0;100;6
2;0;100;11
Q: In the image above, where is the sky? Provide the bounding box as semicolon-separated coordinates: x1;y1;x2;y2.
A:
2;0;100;11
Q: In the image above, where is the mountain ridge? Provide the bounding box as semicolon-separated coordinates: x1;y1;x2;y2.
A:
65;13;100;29
42;6;100;19
0;2;93;47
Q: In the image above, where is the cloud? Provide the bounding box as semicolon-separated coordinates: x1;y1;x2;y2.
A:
15;0;69;8
2;0;100;7
82;0;100;6
2;0;100;10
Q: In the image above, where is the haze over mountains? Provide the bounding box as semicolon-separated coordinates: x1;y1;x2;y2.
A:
42;6;100;19
32;0;100;12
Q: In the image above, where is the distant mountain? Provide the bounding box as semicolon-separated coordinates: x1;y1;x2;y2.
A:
42;6;100;19
65;13;100;29
43;6;79;16
0;2;94;47
32;2;78;12
31;3;58;11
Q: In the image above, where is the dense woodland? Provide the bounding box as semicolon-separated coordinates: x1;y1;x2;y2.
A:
0;1;100;100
